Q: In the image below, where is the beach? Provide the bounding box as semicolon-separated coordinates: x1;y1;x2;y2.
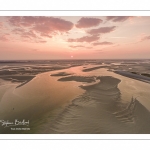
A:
0;59;150;133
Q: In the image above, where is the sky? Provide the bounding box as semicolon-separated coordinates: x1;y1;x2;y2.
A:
0;16;150;60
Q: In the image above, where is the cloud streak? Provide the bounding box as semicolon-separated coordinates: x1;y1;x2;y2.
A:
106;16;133;22
92;41;113;46
75;17;103;28
87;26;116;35
69;45;85;48
68;35;100;43
69;45;92;49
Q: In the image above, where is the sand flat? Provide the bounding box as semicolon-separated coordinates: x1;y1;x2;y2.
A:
0;60;150;133
0;71;85;122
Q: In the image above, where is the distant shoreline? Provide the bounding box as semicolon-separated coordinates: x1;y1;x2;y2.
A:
114;70;150;84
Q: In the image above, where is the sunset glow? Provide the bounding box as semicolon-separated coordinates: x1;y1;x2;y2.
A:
0;16;150;60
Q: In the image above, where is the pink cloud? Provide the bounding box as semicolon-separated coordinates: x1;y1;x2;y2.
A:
12;28;26;34
21;30;37;39
68;35;100;43
8;17;22;26
40;33;52;38
87;26;116;35
8;17;74;36
106;16;133;22
93;41;113;46
12;28;37;39
12;28;46;43
75;17;103;28
7;17;74;42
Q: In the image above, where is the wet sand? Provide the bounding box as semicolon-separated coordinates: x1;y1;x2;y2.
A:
0;59;150;133
37;74;150;134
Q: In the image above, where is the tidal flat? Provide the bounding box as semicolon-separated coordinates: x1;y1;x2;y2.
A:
0;59;150;134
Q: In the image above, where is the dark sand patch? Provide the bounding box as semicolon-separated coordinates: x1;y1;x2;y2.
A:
80;76;120;91
141;73;150;77
51;72;73;76
0;75;35;88
131;71;138;74
58;76;96;83
0;70;18;75
0;75;35;82
130;72;150;78
121;62;138;65
0;65;70;76
16;78;35;88
83;66;108;72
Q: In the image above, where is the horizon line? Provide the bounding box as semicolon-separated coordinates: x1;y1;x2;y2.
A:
0;58;150;61
1;10;150;11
